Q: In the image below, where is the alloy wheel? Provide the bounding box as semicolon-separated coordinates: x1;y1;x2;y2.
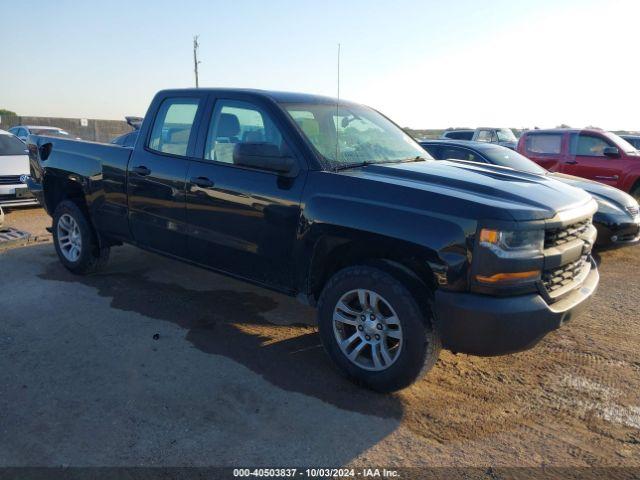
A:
332;289;403;371
57;213;82;262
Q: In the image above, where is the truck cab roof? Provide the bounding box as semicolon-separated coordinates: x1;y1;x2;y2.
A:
524;128;604;135
156;88;359;107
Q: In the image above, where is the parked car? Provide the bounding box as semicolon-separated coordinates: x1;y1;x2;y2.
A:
25;88;599;392
619;134;640;150
111;116;142;147
441;127;518;149
8;125;73;142
0;129;38;207
421;140;640;246
110;130;138;147
517;129;640;201
440;129;474;141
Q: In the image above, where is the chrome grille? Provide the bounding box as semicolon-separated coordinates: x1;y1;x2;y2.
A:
542;255;588;294
544;219;591;249
626;205;639;218
0;175;22;185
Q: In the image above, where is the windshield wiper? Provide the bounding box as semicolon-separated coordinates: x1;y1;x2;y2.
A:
333;160;376;171
333;156;427;172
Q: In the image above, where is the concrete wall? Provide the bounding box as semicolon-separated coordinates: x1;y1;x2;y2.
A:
0;115;132;143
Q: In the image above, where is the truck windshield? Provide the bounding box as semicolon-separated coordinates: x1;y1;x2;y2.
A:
0;134;27;155
481;146;547;175
282;103;431;169
496;129;517;142
605;131;639;153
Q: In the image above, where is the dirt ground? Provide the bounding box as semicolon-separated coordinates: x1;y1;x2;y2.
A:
1;207;639;471
0;205;51;245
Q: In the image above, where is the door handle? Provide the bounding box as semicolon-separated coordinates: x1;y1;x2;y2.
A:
190;176;214;188
565;160;578;165
132;165;151;176
595;175;619;180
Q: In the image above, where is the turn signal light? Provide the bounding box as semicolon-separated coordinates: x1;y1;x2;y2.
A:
476;270;540;284
479;228;499;244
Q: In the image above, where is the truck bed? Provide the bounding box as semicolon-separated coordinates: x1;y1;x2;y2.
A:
28;136;133;240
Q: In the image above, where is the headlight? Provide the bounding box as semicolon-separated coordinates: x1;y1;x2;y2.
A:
475;227;544;286
479;228;544;257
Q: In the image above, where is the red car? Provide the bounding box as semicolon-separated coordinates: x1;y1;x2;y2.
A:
517;129;640;201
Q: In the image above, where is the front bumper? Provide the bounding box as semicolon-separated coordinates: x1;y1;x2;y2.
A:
595;220;640;246
433;259;599;356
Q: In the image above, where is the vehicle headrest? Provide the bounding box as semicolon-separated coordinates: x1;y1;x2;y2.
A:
218;113;240;138
167;127;190;144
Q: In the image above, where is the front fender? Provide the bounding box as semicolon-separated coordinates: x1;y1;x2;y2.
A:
298;191;476;297
620;170;640;194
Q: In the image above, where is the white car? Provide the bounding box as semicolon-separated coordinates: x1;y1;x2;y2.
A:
8;125;73;142
0;129;38;207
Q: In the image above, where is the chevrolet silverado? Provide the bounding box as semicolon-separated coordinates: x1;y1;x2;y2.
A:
26;89;599;391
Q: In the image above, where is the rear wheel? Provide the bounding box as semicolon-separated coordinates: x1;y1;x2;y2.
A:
53;200;110;274
317;265;441;392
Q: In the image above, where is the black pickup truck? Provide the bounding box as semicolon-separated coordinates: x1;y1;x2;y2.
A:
26;88;599;392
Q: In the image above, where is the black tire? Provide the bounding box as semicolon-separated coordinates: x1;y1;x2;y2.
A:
317;265;441;392
52;200;110;275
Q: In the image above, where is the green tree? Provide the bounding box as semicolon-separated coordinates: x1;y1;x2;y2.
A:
0;109;17;116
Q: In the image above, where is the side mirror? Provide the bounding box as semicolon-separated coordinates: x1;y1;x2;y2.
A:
603;146;620;158
233;142;298;176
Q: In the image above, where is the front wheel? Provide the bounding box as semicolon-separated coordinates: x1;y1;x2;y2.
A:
52;200;110;275
317;265;441;392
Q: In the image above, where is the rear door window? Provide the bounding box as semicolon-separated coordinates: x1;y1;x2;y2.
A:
525;133;562;155
440;146;483;162
420;144;439;158
445;131;473;140
476;130;495;143
148;98;201;157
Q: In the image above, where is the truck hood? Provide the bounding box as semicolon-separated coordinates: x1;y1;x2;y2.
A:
341;159;593;222
0;154;29;176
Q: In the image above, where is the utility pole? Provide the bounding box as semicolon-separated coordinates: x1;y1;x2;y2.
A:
193;35;201;88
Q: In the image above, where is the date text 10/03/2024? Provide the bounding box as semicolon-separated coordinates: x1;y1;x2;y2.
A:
233;468;400;478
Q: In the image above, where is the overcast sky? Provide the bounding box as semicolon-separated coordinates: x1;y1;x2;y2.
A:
1;0;638;130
